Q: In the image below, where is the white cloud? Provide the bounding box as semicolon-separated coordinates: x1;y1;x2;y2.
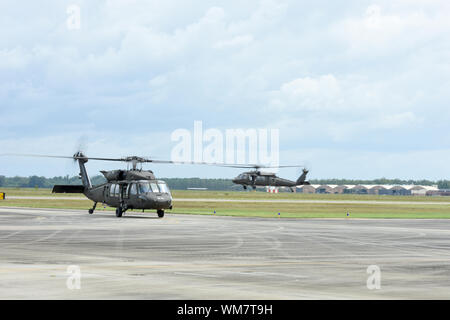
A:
213;34;254;49
270;75;341;111
281;147;450;180
377;112;420;129
0;48;31;69
335;2;450;56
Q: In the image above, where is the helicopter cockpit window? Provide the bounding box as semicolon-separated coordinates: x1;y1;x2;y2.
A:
150;182;159;193
114;184;120;197
139;182;151;194
256;176;266;182
130;183;137;195
129;183;137;196
109;184;116;197
158;182;170;194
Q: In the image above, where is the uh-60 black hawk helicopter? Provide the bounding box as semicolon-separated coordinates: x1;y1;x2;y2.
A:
4;152;176;218
229;164;310;192
58;152;175;218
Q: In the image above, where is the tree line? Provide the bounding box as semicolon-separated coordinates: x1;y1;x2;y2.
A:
0;175;449;190
0;175;238;190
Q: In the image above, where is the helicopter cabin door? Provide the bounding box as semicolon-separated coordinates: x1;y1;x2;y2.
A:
121;183;129;201
270;177;276;186
107;184;120;207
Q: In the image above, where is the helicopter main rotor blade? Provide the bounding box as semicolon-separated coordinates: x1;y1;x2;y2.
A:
0;153;127;162
150;161;262;168
140;159;175;164
199;163;306;169
77;156;124;162
0;153;75;160
0;153;307;170
129;160;307;169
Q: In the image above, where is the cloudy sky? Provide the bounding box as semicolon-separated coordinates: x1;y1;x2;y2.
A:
1;0;449;180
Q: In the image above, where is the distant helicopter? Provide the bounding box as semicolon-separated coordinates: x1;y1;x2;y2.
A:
2;152;175;218
229;164;310;192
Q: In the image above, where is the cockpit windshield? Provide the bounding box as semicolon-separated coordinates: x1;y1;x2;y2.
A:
158;182;170;194
150;182;159;192
139;182;151;194
137;181;170;194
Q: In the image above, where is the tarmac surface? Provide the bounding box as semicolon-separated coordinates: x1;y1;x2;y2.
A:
1;206;450;299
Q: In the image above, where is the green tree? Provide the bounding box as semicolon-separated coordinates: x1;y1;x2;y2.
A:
438;180;450;189
28;176;46;188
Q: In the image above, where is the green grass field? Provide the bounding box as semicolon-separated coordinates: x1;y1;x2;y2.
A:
2;187;449;202
1;187;450;219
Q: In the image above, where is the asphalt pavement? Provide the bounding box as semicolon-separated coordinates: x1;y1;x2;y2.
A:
1;207;450;299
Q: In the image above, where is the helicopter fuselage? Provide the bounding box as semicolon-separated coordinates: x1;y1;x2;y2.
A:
232;173;296;188
232;169;310;191
85;179;173;211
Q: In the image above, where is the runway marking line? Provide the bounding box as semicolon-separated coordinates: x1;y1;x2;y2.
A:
174;272;220;278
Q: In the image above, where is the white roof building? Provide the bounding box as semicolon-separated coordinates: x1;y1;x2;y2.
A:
297;184;440;194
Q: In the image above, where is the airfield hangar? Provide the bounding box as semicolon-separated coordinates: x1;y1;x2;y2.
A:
295;184;440;196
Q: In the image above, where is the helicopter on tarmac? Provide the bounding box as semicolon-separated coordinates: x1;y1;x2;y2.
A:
228;164;310;192
2;152;175;218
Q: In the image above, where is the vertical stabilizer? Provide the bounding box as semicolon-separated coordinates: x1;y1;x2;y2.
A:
75;152;92;189
296;169;309;185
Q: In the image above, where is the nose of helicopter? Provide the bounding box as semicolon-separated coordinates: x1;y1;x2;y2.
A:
156;194;172;206
142;193;172;208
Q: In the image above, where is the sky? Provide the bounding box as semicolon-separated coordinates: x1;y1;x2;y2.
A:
0;0;449;180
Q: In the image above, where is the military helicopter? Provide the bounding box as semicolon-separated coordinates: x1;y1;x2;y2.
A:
229;164;310;192
3;152;174;218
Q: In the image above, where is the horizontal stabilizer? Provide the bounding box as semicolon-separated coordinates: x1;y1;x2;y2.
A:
52;185;85;193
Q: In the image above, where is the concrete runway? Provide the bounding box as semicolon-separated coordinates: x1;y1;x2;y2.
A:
1;206;450;299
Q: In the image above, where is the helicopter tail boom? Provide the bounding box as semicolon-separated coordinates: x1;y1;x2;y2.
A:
75;152;92;189
295;169;310;185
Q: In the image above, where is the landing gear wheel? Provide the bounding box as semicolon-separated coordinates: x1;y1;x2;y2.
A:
157;209;164;218
89;202;97;214
116;207;123;217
